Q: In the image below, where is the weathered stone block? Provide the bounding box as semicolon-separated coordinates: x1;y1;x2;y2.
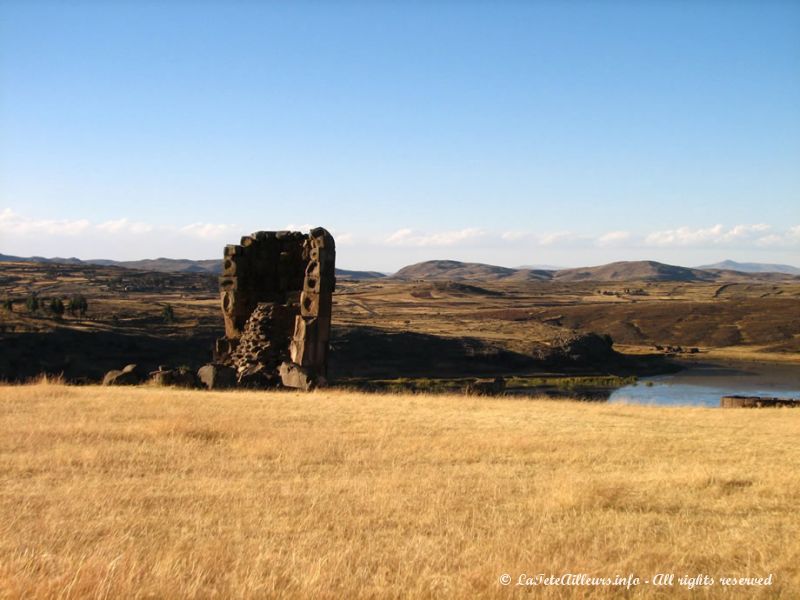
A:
198;363;237;389
150;367;198;388
215;227;335;391
238;364;278;388
279;361;318;391
289;317;320;366
102;363;143;386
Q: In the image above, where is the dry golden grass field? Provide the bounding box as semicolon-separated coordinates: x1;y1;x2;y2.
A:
1;382;799;599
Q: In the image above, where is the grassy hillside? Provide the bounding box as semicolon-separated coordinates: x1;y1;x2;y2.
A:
1;383;798;598
334;279;800;361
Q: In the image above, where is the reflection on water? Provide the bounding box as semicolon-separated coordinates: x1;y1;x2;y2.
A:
609;361;800;407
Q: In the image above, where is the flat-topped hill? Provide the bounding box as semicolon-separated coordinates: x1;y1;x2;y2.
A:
393;260;551;281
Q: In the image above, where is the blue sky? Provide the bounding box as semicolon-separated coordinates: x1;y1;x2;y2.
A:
1;1;798;270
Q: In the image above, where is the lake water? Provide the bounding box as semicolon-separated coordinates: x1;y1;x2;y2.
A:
608;361;800;407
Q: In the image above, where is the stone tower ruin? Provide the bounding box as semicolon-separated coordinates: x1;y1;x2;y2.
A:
214;228;335;390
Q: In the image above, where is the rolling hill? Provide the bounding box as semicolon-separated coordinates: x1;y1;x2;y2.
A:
392;259;799;282
553;261;712;282
393;260;552;281
697;260;800;276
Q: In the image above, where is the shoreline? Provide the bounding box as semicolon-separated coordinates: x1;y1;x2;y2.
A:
616;344;800;366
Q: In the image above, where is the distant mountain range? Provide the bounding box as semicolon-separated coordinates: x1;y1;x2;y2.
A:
1;253;798;282
0;253;220;273
696;259;800;276
393;259;799;282
0;253;385;280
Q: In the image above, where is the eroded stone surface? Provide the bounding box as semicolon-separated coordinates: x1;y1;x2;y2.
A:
278;361;319;391
214;228;335;390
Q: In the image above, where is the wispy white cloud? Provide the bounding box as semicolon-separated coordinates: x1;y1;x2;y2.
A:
385;227;486;247
385;228;413;244
537;231;579;246
500;230;530;242
0;209;236;242
3;209;797;261
0;210;354;247
380;224;799;250
0;208;90;235
97;218;154;235
335;232;355;246
179;222;237;240
727;223;771;238
754;225;800;247
597;230;631;246
645;223;773;246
